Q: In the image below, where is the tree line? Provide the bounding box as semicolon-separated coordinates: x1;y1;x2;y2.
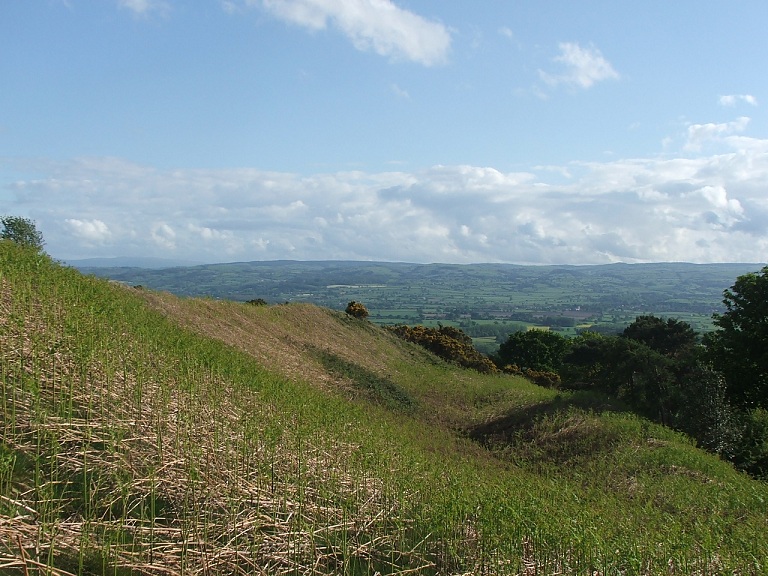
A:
379;265;768;479
493;267;768;479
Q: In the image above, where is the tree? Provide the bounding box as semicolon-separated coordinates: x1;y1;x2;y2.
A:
345;301;369;320
705;266;768;409
496;329;569;372
613;339;677;424
562;332;677;424
559;331;612;388
1;216;45;252
676;365;740;457
622;315;697;357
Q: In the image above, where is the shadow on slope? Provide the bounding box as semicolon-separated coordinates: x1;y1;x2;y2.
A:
467;392;628;467
310;346;418;413
137;292;422;395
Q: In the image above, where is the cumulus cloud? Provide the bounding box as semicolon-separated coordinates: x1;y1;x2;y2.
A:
684;116;750;151
4;124;768;265
539;42;619;89
151;223;176;250
253;0;451;66
65;219;111;243
719;94;758;107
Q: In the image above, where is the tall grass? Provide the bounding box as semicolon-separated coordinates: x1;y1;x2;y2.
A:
1;242;767;574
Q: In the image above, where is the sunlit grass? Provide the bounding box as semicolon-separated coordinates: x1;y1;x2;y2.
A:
2;242;767;574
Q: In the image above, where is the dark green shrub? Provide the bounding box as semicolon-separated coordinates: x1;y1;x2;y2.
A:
732;408;768;479
675;366;740;458
496;329;569;372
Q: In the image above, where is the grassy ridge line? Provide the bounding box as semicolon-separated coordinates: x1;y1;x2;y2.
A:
135;291;536;428
0;243;766;574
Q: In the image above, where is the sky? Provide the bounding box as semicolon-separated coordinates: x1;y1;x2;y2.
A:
1;1;767;265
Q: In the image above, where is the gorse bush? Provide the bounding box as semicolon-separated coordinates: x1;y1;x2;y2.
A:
389;324;498;373
676;365;741;458
345;300;369;319
502;364;562;388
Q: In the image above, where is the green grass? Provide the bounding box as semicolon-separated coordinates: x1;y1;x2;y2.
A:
2;242;768;574
312;348;418;413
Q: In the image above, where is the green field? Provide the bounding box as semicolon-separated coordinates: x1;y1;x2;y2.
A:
76;260;760;350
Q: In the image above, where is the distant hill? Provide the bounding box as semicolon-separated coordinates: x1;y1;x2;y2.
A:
3;242;767;574
66;256;203;269
77;259;764;335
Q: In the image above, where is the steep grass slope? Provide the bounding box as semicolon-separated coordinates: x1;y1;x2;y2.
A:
1;243;767;575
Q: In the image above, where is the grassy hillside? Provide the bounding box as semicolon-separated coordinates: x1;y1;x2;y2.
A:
2;242;767;575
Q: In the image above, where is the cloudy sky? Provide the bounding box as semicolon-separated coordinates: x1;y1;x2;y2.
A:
2;1;767;265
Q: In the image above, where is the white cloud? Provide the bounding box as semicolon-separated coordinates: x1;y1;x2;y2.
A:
695;185;742;213
220;0;240;14
6;126;768;265
65;219;111;243
539;42;619;89
499;27;514;40
684;116;750;151
719;94;758;107
151;223;176;250
254;0;451;66
189;223;232;241
391;83;410;99
117;0;169;17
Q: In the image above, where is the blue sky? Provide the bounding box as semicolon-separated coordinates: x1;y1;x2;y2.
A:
2;1;767;265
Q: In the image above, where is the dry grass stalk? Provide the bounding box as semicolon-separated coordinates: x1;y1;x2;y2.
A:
1;283;439;575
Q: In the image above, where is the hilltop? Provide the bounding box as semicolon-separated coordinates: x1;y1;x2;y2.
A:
2;242;767;575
